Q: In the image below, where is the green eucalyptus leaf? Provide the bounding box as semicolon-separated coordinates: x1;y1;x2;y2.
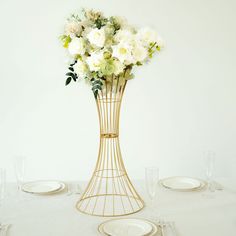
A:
66;72;75;77
92;85;102;91
94;90;99;99
65;77;72;86
92;80;103;86
66;72;76;81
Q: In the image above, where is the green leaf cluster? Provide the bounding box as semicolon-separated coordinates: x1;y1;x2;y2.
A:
69;14;81;22
109;17;121;33
148;42;159;58
95;17;108;29
65;61;78;86
91;79;103;99
60;35;71;48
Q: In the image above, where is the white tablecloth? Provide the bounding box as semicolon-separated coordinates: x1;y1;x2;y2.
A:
1;180;236;236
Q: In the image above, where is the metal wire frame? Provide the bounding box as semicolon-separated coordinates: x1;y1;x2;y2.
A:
76;76;145;217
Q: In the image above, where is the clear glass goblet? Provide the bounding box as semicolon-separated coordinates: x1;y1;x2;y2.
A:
145;167;159;205
203;151;216;198
0;168;6;222
0;168;6;205
205;151;215;190
14;156;26;190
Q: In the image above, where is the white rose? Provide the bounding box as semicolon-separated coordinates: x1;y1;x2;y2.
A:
87;28;106;48
65;21;82;36
114;29;134;43
132;41;148;63
86;52;104;71
73;59;88;78
112;42;133;65
113;60;125;75
68;37;86;55
137;27;158;46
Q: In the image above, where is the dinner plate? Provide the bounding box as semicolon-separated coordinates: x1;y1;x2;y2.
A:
22;180;65;194
98;218;159;236
160;177;204;191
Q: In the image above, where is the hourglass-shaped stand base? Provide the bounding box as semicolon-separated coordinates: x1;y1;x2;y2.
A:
76;78;144;217
76;136;144;217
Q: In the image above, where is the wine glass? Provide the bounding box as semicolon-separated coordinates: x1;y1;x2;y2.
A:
0;169;6;223
14;156;26;190
0;168;6;205
145;167;159;206
203;151;216;195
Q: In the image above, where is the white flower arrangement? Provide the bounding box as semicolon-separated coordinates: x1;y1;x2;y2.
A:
60;8;163;98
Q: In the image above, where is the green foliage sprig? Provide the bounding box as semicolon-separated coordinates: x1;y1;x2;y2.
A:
65;61;78;85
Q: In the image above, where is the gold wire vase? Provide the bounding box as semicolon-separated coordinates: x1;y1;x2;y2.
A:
76;77;144;217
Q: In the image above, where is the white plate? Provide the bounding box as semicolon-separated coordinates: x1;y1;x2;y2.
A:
22;180;65;194
160;177;204;191
99;218;157;236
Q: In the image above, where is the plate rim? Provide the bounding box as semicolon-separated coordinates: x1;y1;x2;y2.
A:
159;176;206;191
98;218;158;236
21;180;66;194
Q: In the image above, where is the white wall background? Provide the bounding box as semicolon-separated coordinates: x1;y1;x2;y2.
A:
0;0;236;182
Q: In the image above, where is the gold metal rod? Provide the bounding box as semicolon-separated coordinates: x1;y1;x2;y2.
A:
76;76;144;217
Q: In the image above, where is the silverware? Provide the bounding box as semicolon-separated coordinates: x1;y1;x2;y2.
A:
75;184;82;194
158;220;166;236
157;220;178;236
212;181;223;191
66;184;72;196
169;221;177;236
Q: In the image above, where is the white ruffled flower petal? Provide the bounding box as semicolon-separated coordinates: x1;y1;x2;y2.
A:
137;27;158;46
73;60;88;78
86;52;104;71
112;42;134;65
68;37;86;55
87;28;106;48
114;29;134;43
132;41;148;63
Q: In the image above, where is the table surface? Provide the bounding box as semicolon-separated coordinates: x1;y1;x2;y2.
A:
1;180;236;236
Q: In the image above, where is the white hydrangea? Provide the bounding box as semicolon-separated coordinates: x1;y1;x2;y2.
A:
73;59;88;78
112;42;133;65
87;28;106;48
137;27;158;46
68;37;86;55
86;52;104;71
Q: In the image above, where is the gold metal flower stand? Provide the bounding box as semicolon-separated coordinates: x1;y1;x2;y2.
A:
76;77;144;217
